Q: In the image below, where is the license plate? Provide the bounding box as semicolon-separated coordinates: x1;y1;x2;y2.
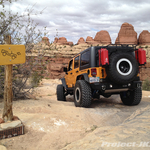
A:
89;77;100;83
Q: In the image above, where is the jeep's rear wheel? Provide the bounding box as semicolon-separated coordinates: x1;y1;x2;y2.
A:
107;53;138;84
74;80;92;107
57;84;66;101
120;87;142;106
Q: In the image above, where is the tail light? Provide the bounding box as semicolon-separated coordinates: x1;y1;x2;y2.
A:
91;68;97;76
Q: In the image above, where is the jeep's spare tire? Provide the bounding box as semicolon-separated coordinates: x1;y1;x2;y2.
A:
107;53;138;84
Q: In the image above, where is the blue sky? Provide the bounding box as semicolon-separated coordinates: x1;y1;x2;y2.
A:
3;0;150;44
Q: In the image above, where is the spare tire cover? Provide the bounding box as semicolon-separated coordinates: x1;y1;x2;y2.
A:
106;53;138;84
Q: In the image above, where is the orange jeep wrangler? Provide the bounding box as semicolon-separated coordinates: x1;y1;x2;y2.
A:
57;45;146;107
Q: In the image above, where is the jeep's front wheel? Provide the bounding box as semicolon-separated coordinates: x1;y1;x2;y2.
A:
120;87;142;106
74;80;92;107
57;84;66;101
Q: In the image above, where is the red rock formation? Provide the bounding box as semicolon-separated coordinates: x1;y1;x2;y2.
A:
53;37;58;44
77;37;86;44
57;37;68;45
94;30;111;44
26;56;150;80
86;36;98;45
86;36;94;42
138;30;150;45
41;37;50;45
67;42;74;46
53;37;73;45
115;22;137;45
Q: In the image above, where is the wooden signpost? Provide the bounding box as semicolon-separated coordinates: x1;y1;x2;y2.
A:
0;35;25;139
0;35;25;122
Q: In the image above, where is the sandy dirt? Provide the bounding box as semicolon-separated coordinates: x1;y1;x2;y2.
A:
0;79;150;150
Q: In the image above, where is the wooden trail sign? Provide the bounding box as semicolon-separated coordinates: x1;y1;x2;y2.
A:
0;45;25;65
1;35;26;122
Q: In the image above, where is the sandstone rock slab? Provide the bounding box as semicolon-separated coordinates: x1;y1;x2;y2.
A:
0;145;7;150
1;120;22;130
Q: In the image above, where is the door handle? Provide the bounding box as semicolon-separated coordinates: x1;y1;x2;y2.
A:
76;71;79;73
70;73;72;75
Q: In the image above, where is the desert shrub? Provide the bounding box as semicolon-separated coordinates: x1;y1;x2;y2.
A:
142;78;150;91
31;72;43;87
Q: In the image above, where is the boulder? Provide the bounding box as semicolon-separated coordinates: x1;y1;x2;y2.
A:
57;37;68;45
86;36;94;42
77;37;86;45
115;22;137;45
0;118;4;124
138;30;150;45
67;42;74;46
0;145;7;150
53;37;74;45
41;37;50;45
86;36;99;45
94;30;111;44
1;120;22;129
53;37;58;44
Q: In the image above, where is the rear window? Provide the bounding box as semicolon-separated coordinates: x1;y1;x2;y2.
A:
74;56;79;68
81;50;90;66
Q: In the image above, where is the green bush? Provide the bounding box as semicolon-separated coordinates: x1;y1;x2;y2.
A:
31;72;43;87
142;78;150;91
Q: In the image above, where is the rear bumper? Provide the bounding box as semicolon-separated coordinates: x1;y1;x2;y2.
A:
90;81;142;94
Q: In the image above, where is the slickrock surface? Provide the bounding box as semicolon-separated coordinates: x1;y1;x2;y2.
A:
0;79;150;150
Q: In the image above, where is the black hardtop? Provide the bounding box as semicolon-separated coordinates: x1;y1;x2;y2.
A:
95;44;137;54
72;44;137;59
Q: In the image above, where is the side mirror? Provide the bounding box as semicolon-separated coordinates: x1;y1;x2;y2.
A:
63;67;68;73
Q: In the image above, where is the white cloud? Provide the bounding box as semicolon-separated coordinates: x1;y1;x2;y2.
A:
3;0;150;44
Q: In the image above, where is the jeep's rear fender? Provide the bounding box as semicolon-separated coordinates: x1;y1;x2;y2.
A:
76;67;107;82
76;73;89;82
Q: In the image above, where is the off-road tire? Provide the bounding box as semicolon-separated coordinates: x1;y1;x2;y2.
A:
57;84;66;101
120;87;142;106
107;53;138;84
74;80;92;107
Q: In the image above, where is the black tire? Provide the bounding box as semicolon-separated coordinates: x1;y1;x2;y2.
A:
74;80;92;107
57;84;66;101
107;53;138;84
120;87;142;106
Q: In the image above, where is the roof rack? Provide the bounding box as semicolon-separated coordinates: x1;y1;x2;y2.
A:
105;44;137;49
